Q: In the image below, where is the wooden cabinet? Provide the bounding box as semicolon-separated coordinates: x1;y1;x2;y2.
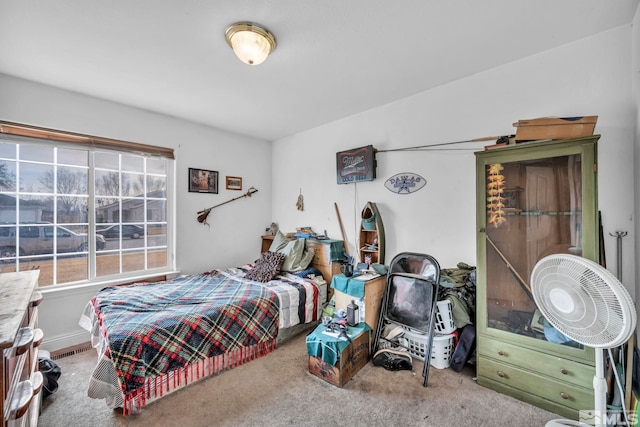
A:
474;136;599;419
260;235;275;254
0;270;43;427
333;275;386;338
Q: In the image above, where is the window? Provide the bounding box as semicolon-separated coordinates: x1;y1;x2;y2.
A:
0;122;174;287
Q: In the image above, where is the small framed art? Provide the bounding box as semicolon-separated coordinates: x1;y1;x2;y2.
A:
226;176;242;191
189;168;218;193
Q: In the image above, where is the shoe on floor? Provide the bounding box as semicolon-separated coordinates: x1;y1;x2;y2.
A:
378;340;409;352
383;325;405;341
372;349;413;371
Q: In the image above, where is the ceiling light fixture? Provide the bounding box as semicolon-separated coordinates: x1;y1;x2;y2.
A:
225;22;276;65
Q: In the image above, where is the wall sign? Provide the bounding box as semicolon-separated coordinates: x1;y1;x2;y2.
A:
384;173;426;194
336;145;376;185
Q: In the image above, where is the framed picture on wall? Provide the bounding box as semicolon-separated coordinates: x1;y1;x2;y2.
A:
189;168;218;193
226;176;242;191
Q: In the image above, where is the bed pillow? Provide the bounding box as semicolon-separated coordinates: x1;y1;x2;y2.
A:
278;238;316;272
287;246;315;273
268;230;291;252
245;251;286;282
268;230;316;272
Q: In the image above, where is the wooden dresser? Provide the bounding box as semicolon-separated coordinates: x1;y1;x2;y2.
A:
0;271;43;427
305;239;343;290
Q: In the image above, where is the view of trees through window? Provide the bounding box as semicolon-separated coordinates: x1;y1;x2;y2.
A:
0;140;170;286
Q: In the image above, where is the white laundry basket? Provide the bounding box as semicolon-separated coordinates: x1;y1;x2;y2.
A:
401;328;455;369
429;333;455;369
434;299;456;334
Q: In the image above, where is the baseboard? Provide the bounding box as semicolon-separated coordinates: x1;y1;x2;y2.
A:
40;329;93;354
49;342;94;360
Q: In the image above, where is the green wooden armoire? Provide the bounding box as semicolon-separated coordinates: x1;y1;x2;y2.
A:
474;135;600;419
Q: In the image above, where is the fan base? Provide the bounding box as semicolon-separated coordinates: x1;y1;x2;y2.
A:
545;420;590;427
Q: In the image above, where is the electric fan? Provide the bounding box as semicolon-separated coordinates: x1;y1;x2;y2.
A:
531;254;636;427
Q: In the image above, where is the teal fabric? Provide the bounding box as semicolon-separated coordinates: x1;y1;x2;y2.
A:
306;322;371;365
330;274;365;298
317;239;346;262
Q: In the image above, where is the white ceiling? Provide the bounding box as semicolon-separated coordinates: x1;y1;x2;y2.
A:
1;1;638;141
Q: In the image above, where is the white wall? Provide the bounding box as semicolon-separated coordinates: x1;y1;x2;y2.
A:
0;74;273;350
0;24;637;353
272;27;637;292
632;6;640;333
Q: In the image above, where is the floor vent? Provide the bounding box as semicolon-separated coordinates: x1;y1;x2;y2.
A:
50;342;94;360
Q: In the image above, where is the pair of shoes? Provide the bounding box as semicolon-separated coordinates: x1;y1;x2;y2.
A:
384;325;405;341
372;349;413;371
382;324;406;347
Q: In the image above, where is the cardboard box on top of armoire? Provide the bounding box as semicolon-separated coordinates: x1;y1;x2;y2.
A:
514;116;598;141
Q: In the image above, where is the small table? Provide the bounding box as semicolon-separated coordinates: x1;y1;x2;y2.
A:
331;274;386;338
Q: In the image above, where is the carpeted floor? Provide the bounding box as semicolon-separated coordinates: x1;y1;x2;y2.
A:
39;332;561;426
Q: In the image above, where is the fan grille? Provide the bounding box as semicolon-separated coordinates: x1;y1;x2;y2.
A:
531;254;636;349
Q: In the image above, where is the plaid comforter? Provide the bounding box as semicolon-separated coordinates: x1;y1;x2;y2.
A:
91;271;280;397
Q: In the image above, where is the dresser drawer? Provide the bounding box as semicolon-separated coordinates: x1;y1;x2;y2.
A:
478;356;593;411
307;242;330;266
0;270;41;427
479;339;593;388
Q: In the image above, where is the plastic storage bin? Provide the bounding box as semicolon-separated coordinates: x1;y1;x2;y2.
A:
400;327;428;360
430;334;455;369
400;327;455;369
434;299;456;334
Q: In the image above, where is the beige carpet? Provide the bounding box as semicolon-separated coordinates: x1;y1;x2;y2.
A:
39;332;561;426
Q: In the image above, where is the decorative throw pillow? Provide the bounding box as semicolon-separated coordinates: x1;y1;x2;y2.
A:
245;251;286;283
268;230;291;252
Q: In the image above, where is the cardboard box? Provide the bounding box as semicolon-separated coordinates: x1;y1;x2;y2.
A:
308;330;370;387
514;116;598;141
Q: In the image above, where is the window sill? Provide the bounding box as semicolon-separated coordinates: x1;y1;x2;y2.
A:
40;270;181;297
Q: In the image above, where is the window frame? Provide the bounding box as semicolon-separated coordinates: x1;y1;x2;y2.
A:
0;122;176;289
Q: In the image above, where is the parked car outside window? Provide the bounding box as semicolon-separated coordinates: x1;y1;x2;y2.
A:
97;224;144;239
0;224;106;256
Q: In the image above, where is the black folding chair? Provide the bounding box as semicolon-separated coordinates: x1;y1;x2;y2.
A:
372;252;441;386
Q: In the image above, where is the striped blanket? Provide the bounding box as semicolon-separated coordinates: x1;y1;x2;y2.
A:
223;266;321;328
87;267;321;413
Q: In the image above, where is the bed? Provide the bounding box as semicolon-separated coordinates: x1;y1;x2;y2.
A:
79;234;332;414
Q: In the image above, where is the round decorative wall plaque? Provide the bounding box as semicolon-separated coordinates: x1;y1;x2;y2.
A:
384;173;426;194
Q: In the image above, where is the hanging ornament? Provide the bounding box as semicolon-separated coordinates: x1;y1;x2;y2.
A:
487;164;506;228
296;188;304;211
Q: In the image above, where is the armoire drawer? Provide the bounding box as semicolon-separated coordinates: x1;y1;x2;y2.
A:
479;339;593;388
478;356;593;411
